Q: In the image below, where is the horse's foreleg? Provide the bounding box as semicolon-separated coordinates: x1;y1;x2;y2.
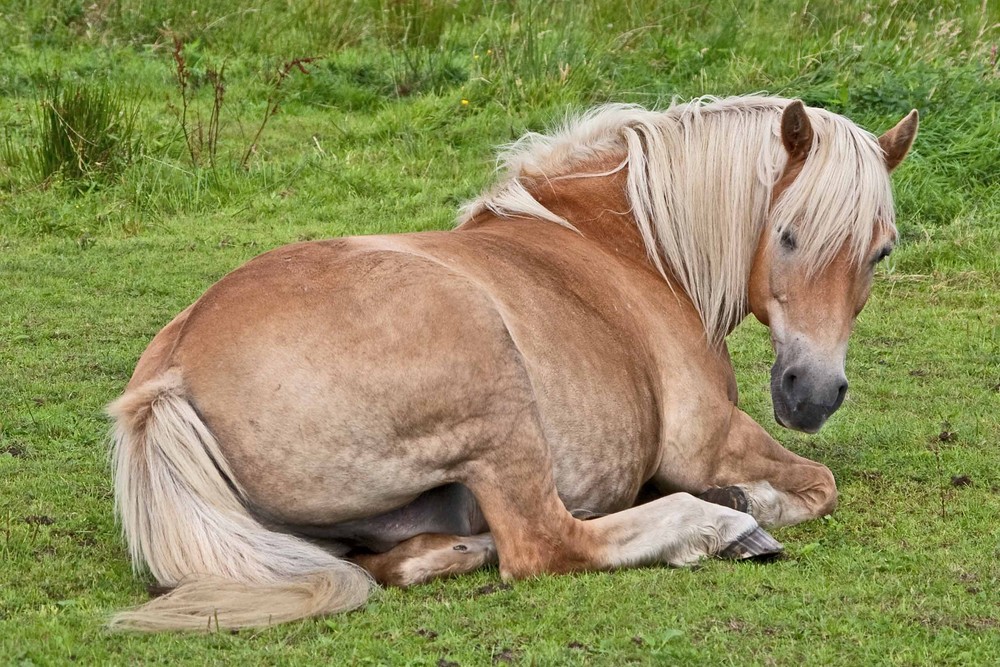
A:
582;492;783;567
700;409;838;528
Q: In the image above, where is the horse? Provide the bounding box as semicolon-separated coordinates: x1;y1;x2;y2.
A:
108;96;917;631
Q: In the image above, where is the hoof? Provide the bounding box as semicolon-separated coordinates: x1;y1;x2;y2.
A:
719;527;783;561
698;486;750;513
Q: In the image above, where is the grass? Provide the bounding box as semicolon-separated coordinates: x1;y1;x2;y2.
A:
0;0;998;664
2;77;141;188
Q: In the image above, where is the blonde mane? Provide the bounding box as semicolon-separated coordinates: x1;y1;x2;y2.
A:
459;96;897;343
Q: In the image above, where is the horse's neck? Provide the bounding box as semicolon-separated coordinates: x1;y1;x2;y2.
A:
524;162;759;342
461;159;757;343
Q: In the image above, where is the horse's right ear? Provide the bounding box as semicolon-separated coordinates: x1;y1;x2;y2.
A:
878;109;918;172
780;100;814;162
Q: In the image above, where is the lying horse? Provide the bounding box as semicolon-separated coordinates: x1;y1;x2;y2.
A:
109;96;917;631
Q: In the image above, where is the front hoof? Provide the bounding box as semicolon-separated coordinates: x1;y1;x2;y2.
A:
719;527;783;561
699;486;750;513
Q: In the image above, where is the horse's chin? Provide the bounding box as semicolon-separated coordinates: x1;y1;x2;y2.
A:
771;396;827;434
774;411;824;434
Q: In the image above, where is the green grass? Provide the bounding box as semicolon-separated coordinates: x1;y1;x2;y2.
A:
1;1;998;664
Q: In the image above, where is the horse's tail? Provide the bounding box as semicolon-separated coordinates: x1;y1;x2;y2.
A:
107;370;373;632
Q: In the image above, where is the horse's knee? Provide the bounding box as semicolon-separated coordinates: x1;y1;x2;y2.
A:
787;464;838;520
736;464;838;527
811;465;838;517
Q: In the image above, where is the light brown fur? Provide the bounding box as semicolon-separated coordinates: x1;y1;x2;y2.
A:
109;97;917;631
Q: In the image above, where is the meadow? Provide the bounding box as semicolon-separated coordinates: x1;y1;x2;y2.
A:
0;0;997;664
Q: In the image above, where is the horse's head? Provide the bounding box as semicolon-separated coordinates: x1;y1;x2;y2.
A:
749;101;918;433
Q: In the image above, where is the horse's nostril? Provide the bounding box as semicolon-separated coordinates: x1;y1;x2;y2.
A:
782;372;797;393
836;382;848;404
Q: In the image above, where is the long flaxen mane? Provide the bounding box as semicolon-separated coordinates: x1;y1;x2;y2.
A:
459;96;897;343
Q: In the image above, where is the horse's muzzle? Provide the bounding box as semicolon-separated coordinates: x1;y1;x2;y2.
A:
770;359;848;433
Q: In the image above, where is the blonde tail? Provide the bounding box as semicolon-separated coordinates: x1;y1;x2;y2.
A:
107;370;372;632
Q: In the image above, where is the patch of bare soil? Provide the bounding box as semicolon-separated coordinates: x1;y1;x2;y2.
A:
472;582;512;597
492;648;517;663
24;515;54;526
1;443;27;457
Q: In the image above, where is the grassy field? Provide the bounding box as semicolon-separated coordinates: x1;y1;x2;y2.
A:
1;0;998;664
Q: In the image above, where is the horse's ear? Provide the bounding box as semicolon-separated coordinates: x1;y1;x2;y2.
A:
878;109;919;172
780;100;814;162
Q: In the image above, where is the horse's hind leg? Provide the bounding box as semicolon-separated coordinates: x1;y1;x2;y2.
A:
699;409;838;528
351;409;785;585
460;411;781;581
351;533;497;586
294;483;487;554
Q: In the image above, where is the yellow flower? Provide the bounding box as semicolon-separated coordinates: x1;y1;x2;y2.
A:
461;99;470;106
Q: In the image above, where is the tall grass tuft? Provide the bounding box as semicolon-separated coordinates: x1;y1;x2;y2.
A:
3;79;141;189
377;0;468;96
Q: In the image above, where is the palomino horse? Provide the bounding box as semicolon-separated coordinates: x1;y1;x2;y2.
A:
109;96;917;631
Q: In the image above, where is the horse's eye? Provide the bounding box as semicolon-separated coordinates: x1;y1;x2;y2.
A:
874;246;893;264
780;229;797;251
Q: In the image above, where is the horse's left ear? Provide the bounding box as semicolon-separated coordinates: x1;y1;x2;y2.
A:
878;109;919;172
780;100;814;162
